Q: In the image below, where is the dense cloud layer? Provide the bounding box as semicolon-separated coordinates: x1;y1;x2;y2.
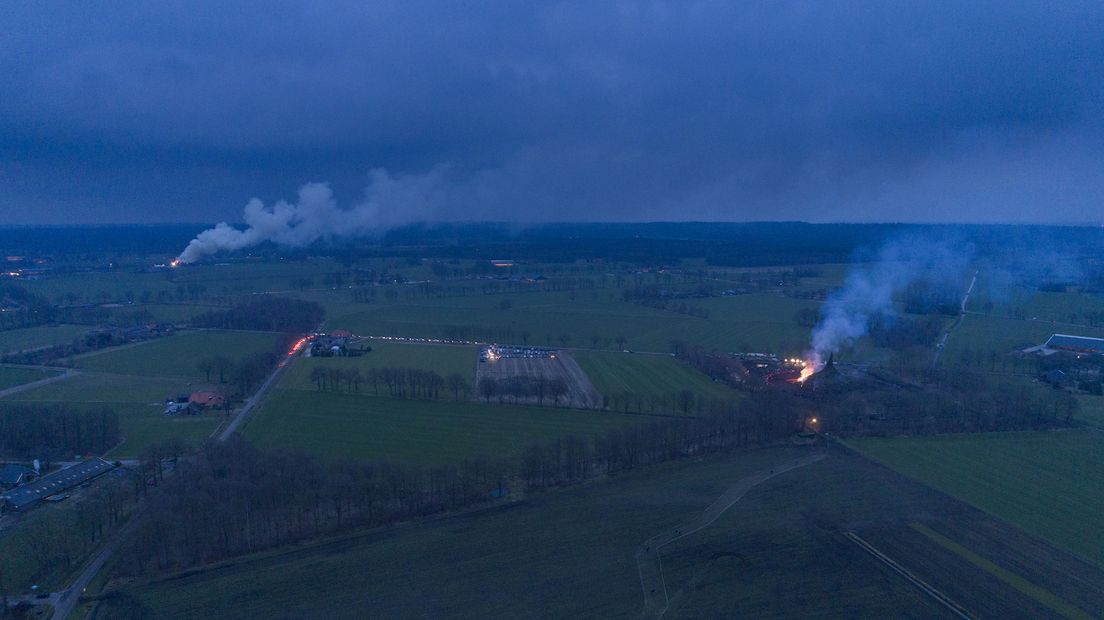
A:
2;1;1103;224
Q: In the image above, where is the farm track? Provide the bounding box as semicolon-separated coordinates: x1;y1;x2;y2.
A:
846;531;974;620
555;352;602;408
636;453;826;619
43;344;305;619
0;366;77;398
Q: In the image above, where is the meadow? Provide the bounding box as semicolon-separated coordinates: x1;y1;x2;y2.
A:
942;312;1104;364
102;446;1093;619
850;430;1104;569
1077;395;1104;428
1;330;278;457
0;324;89;353
243;389;647;464
0;366;59;391
281;341;477;391
73;330;281;380
310;288;820;355
573;350;738;402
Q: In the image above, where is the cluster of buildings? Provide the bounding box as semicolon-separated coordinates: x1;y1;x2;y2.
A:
164;391;225;415
309;329;352;357
480;345;556;362
1023;334;1104;389
1024;334;1104;358
0;458;115;512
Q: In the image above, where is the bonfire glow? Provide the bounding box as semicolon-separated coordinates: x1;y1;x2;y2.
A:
170;258;181;268
794;353;824;383
798;365;816;382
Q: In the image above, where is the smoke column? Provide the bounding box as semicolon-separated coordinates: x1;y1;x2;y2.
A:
176;168;449;263
806;236;972;368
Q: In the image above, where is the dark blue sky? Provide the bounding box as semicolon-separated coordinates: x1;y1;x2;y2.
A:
3;1;1103;225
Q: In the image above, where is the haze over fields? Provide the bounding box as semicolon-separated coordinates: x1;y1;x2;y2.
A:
4;3;1104;620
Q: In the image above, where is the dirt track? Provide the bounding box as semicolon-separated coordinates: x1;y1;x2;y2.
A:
0;365;77;398
636;453;827;619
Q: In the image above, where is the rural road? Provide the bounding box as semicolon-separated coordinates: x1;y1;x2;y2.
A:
636;452;827;619
0;366;77;398
931;270;978;370
37;343;305;618
216;346;303;441
49;517;142;620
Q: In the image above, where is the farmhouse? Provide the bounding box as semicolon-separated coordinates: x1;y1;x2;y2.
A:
0;458;115;511
1024;334;1104;357
189;391;225;409
0;463;36;488
311;335;349;356
1046;334;1104;355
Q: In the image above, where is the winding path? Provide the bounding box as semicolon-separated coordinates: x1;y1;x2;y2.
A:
636;453;826;619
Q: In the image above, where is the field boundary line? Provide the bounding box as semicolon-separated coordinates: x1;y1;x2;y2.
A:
845;531;974;620
909;522;1094;620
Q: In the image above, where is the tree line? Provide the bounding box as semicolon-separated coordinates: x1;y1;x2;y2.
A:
191;296;323;333
476;375;570;406
195;333;299;398
0;404;120;460
309;365;471;401
812;367;1081;436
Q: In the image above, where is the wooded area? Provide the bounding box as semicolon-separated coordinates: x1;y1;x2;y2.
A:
0;404;120;459
191;297;323;333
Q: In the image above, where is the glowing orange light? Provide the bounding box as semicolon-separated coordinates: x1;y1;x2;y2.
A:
170;259;181;268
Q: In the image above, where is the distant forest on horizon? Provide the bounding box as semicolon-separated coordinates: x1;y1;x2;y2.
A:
2;221;1102;267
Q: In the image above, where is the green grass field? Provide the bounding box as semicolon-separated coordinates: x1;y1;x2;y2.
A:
4;376;222;458
2;330;278;457
1076;395;1104;428
244;389;646;464
105;403;223;457
851;430;1104;569
573;350;738;402
308;289;819;356
0;366;59;391
73;330;281;380
944;312;1104;362
281;341;476;391
0;324;90;353
5;372;186;403
106;448;998;619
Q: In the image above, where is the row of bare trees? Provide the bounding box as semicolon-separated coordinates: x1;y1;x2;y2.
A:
477;375;569;406
194;333;299;398
309;365;471;401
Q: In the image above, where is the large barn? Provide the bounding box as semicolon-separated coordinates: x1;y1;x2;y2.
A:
1043;334;1104;356
0;458;115;511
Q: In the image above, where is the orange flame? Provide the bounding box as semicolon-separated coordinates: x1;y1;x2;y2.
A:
170;258;181;268
798;365;816;382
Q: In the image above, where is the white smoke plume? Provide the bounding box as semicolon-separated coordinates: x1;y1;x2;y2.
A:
806;236;972;368
176;167;451;263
